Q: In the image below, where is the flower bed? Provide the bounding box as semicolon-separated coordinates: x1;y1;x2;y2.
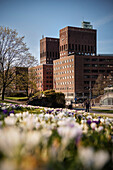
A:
0;103;113;170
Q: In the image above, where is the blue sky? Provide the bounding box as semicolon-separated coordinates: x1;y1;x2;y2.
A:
0;0;113;63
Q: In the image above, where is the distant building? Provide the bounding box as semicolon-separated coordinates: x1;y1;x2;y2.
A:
29;64;53;93
100;87;113;105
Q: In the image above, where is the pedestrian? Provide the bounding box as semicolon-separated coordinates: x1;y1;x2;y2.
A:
85;100;90;112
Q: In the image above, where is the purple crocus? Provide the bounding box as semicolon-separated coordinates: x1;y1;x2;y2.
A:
87;119;92;125
3;109;8;114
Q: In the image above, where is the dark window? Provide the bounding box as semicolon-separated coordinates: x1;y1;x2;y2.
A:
69;44;71;50
91;75;98;78
85;45;87;52
64;45;65;50
84;75;90;78
47;51;48;57
82;45;83;52
72;44;74;50
84;64;91;67
99;59;105;62
92;64;98;67
62;45;63;51
84;70;90;73
99;70;105;73
75;44;77;51
92;70;98;73
56;52;57;58
92;58;98;61
84;58;90;62
79;44;80;51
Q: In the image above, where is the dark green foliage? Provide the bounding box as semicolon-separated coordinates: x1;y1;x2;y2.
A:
28;90;65;108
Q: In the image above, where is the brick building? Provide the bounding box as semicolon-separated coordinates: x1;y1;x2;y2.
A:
29;64;53;93
40;37;59;64
53;25;113;103
30;22;113;103
29;37;59;94
59;26;96;58
53;54;113;103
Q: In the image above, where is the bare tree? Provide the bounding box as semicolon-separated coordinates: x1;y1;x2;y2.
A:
0;26;38;100
92;74;113;97
28;67;37;96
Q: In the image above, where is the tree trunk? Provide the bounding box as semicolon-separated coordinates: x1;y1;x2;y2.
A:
2;87;5;100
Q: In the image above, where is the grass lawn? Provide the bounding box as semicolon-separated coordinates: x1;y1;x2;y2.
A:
0;96;28;101
92;109;113;114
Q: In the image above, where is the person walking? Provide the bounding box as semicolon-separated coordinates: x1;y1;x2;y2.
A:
85;100;90;112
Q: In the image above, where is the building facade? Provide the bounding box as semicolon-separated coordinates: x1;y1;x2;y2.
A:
59;26;96;58
53;53;113;103
30;64;53;93
31;23;113;103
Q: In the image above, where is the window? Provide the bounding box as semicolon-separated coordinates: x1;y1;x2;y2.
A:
84;70;90;73
84;58;90;62
79;44;80;51
75;44;77;51
92;58;98;62
64;45;65;50
92;70;98;73
92;64;98;67
82;45;83;51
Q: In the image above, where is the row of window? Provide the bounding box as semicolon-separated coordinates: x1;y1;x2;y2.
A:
54;70;74;75
35;67;42;71
35;72;42;75
84;75;98;79
56;81;74;85
54;64;73;70
84;58;113;62
84;81;95;84
55;87;74;90
60;44;95;52
46;81;52;83
84;70;110;73
55;75;74;80
54;58;73;65
84;64;113;67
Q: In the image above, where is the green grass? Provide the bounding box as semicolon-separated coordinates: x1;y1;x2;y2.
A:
4;97;28;100
92;109;113;113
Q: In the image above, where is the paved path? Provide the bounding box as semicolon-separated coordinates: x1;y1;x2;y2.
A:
74;108;113;118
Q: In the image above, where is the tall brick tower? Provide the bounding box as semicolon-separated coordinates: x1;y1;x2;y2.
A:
59;26;97;58
40;37;59;64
